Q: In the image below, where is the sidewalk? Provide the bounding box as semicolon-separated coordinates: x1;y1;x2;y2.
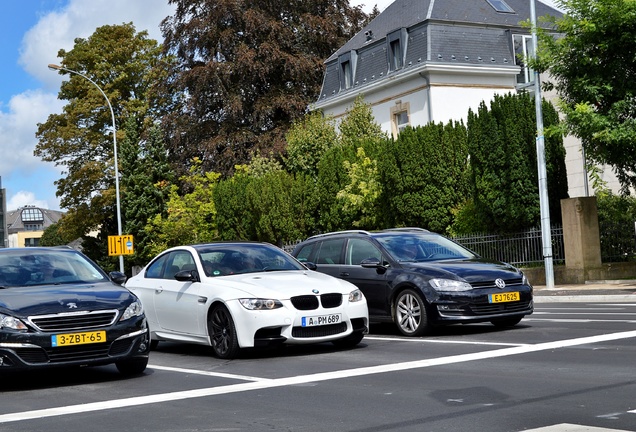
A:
533;280;636;303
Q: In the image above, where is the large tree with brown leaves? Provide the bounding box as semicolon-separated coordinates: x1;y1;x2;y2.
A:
159;0;371;176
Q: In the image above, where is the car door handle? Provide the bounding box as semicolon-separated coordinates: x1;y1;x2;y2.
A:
340;272;349;277
155;288;163;294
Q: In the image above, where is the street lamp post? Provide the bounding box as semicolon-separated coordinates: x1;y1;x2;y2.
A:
48;64;124;273
529;1;554;289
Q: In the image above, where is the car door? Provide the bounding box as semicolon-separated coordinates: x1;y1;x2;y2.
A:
311;238;346;279
341;238;391;318
153;250;204;336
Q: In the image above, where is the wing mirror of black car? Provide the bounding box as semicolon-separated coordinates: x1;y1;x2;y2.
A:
109;271;128;285
302;261;318;271
175;269;200;283
360;257;384;268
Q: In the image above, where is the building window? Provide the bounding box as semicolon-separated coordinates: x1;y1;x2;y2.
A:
390;101;411;139
390;39;402;70
21;207;44;223
513;34;535;85
341;60;352;89
24;237;40;247
387;29;406;72
338;51;357;91
486;0;515;13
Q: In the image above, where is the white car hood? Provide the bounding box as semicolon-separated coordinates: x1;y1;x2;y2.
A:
205;270;356;299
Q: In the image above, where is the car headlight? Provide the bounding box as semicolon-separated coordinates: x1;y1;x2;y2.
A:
239;299;283;310
348;289;364;302
0;313;28;331
120;300;144;321
429;278;472;292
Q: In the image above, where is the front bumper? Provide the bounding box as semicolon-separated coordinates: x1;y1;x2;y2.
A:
0;316;150;371
430;285;534;324
225;297;369;348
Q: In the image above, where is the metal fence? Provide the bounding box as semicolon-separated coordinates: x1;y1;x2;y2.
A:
450;226;565;267
599;220;636;263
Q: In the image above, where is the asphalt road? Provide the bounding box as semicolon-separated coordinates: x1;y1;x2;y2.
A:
2;298;636;432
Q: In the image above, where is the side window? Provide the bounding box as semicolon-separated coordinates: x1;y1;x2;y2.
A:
145;254;168;279
314;238;345;265
346;239;382;265
295;243;315;263
165;251;196;278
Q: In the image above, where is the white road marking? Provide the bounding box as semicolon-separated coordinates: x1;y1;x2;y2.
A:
365;335;529;347
2;329;636;424
149;365;272;382
524;423;633;431
525;318;636;323
533;312;636;316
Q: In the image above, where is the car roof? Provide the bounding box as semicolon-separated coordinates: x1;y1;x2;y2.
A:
303;228;430;241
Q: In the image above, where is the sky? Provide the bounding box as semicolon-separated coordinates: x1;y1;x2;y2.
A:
0;0;558;212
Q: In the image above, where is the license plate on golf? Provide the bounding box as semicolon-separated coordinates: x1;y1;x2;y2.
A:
51;330;106;347
489;292;520;303
301;313;342;327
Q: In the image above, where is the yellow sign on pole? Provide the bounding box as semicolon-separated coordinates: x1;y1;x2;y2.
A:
108;235;134;256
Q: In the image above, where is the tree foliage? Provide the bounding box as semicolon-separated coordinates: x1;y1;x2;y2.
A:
460;93;568;233
285;110;338;178
145;160;220;256
120;118;175;267
159;0;370;177
535;0;636;192
379;122;469;233
34;23;164;263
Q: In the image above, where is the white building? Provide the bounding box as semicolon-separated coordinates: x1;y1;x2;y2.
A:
314;0;621;197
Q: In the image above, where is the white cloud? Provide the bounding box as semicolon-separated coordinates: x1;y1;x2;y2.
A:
20;0;176;91
4;0;177;211
0;89;64;176
7;191;50;211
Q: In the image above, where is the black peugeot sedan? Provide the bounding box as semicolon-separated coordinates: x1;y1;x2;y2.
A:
292;228;533;336
0;247;149;375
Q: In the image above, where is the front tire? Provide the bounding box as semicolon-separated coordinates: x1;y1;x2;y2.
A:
394;288;431;336
332;331;364;349
208;304;240;359
115;357;148;376
490;317;523;328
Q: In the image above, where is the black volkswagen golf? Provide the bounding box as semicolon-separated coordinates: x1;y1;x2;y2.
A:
292;228;533;336
0;247;149;375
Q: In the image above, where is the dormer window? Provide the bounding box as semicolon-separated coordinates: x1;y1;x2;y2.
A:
387;29;407;72
486;0;515;13
338;51;357;91
513;34;535;85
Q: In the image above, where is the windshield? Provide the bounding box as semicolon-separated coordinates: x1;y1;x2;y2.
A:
0;249;109;287
197;243;305;277
376;233;477;263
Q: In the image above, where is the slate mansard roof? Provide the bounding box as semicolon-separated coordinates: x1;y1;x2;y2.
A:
317;0;562;104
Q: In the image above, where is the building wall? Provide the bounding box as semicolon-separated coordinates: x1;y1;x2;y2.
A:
8;231;44;248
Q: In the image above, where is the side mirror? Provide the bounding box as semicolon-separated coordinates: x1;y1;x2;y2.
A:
109;271;127;285
175;269;200;283
302;261;318;271
360;257;383;268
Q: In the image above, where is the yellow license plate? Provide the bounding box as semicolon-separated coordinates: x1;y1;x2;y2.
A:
489;292;520;303
51;330;106;347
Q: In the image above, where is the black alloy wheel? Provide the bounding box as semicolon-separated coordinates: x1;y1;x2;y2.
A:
208;304;240;359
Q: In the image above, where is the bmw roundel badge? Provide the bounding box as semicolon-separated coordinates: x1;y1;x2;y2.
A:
312;289;319;294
